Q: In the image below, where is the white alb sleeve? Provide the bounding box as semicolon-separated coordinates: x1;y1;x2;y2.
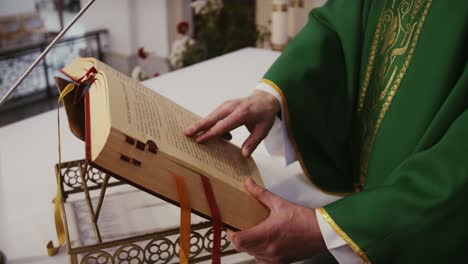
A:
255;82;296;164
255;82;361;263
316;209;362;263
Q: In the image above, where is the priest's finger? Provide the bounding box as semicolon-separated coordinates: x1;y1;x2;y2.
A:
194;108;246;142
184;105;233;137
241;123;269;157
244;178;282;210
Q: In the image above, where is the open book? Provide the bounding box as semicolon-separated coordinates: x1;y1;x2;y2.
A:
56;58;269;230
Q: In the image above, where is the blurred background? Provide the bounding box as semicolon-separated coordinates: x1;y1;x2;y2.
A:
0;0;326;127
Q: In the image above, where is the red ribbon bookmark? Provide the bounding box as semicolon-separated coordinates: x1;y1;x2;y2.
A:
201;175;222;264
171;172;222;264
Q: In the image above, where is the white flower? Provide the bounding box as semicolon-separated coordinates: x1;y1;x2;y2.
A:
169;36;196;69
180;36;194;46
211;0;224;10
131;66;148;81
191;0;223;15
191;0;208;15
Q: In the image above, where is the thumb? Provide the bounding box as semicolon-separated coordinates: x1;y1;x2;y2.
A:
226;229;236;242
244;178;281;210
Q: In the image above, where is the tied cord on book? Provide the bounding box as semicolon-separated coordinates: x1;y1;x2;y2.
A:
47;67;97;256
74;67;98;104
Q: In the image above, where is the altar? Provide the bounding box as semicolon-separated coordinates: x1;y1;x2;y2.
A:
0;48;337;263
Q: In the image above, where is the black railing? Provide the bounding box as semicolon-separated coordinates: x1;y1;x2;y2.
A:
0;29;108;112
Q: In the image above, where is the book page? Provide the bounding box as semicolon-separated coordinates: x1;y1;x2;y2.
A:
97;61;263;188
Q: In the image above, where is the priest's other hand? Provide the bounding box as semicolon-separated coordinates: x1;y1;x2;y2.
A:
184;90;280;157
227;178;327;264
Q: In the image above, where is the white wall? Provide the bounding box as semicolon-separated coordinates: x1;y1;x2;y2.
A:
0;0;35;16
79;0;134;55
133;0;170;57
79;0;170;58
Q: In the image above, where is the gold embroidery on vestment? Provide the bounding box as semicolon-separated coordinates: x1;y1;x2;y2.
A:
356;0;432;186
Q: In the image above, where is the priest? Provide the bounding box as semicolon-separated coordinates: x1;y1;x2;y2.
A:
185;0;468;263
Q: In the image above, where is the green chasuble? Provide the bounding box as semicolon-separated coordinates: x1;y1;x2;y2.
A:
263;0;467;262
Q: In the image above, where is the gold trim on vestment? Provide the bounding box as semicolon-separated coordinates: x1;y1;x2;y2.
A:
356;0;432;186
261;78;353;197
357;5;386;112
317;207;371;264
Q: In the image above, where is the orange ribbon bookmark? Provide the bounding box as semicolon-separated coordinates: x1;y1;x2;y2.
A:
171;172;192;264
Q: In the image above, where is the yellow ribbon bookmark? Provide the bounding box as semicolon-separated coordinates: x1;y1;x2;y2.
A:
171;172;192;264
47;83;76;256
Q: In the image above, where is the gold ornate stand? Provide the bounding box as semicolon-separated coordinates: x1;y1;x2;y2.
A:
56;159;239;264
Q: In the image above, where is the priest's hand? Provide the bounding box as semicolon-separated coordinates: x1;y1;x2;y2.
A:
227;178;327;264
184;90;280;157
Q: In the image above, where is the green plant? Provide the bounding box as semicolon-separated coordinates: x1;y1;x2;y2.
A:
182;0;270;67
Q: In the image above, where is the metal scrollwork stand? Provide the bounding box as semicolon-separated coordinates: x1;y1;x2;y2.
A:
57;159;239;264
